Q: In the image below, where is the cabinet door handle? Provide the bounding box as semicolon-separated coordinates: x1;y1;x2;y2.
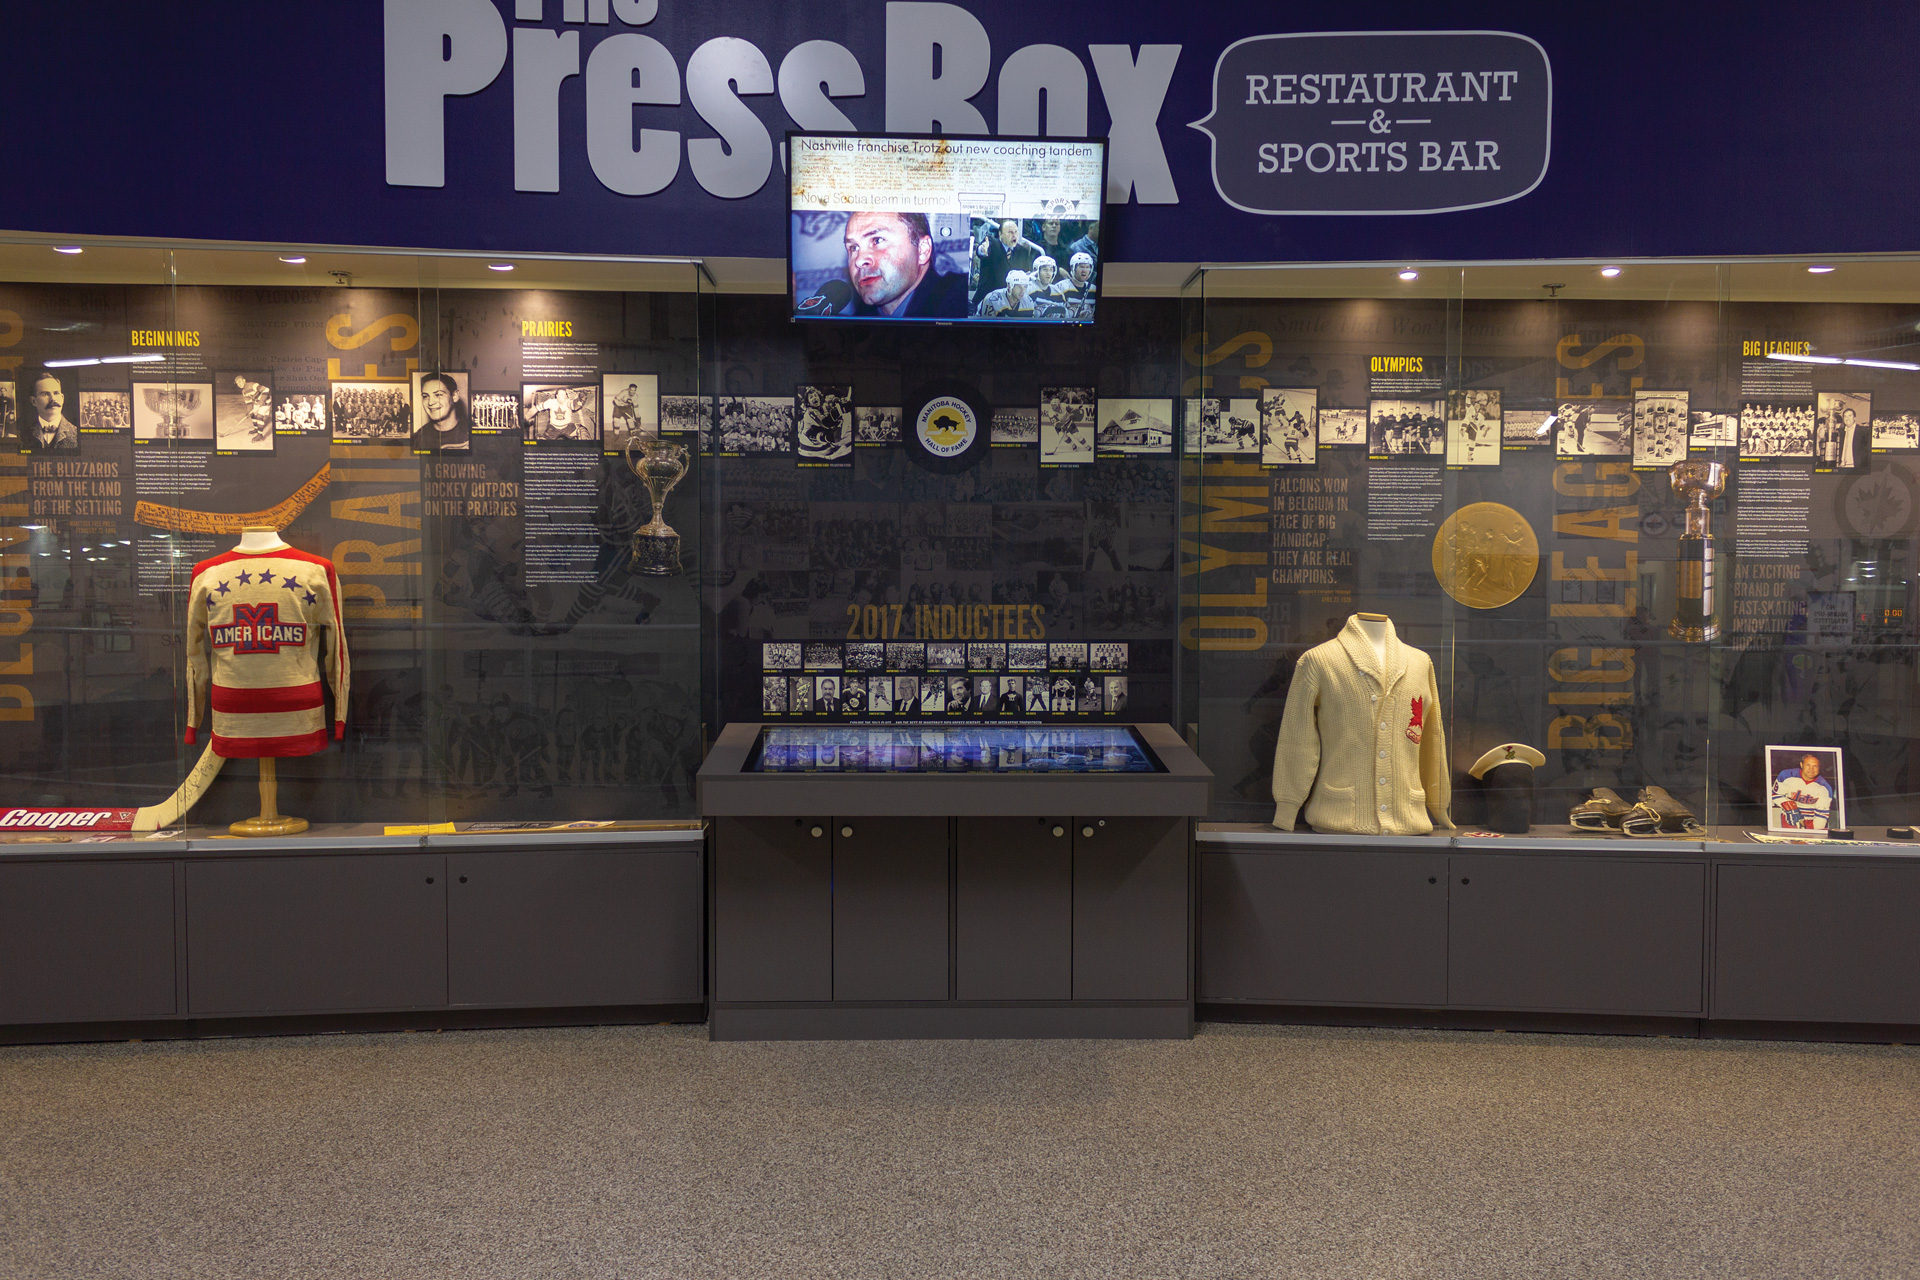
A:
840;825;854;838
1080;825;1095;838
810;825;824;838
425;876;435;884
1051;825;1065;838
458;875;468;884
1460;877;1470;885
1428;876;1437;884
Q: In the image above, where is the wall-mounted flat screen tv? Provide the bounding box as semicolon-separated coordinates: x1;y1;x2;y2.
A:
787;132;1106;327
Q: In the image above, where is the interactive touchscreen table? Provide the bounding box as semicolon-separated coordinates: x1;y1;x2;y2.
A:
699;723;1212;1040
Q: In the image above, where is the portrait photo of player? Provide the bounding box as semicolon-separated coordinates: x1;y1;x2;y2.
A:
1816;391;1871;472
22;370;81;453
1766;746;1844;833
1262;388;1318;467
602;373;659;456
522;383;600;446
133;379;215;444
412;371;473;453
1445;388;1501;467
1631;390;1688;469
215;372;276;452
0;381;15;444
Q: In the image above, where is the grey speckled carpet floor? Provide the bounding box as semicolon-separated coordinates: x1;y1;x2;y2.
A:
2;1022;1916;1280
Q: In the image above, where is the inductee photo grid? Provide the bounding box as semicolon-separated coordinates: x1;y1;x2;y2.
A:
758;640;1129;719
1632;390;1689;469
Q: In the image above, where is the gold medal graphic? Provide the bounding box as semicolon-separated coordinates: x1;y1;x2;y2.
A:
1433;502;1539;610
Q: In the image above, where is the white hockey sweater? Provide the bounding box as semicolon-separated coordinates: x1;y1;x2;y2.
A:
184;546;349;758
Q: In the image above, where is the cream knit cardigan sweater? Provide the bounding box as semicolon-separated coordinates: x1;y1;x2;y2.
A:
1271;616;1454;835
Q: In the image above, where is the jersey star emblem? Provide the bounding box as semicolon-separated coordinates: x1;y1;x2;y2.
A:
237;570;252;584
282;576;301;592
259;569;276;584
215;579;232;595
303;590;317;605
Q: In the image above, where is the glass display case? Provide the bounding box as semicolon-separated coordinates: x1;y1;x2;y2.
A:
1180;260;1920;840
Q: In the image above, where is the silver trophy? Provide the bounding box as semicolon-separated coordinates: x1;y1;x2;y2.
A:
142;385;201;439
1668;459;1727;642
624;433;690;576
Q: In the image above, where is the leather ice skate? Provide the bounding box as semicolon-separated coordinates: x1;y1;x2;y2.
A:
1570;787;1633;832
1621;786;1707;838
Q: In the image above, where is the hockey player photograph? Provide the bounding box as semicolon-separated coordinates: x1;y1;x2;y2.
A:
1445;388;1501;467
1040;387;1095;466
795;384;853;466
1262;388;1318;466
216;372;276;452
1556;398;1630;457
1767;746;1844;833
412;371;473;453
602;373;658;455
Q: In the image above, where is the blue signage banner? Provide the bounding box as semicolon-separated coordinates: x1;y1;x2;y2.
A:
3;2;1915;264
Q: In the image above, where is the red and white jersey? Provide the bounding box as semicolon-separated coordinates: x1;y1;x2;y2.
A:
184;545;349;758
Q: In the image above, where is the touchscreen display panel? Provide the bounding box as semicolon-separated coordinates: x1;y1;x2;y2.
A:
748;725;1162;773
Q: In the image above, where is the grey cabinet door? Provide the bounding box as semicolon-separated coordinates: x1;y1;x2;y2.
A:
447;846;702;1008
1072;817;1187;1001
0;860;177;1023
1714;863;1920;1023
1197;848;1448;1006
185;854;447;1014
957;817;1072;1000
832;817;949;1001
713;817;831;1002
1447;854;1705;1014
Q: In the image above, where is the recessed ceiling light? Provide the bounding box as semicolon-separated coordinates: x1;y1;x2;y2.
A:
52;245;83;255
488;263;515;272
1807;264;1835;274
1599;266;1622;278
278;254;307;264
1397;269;1419;282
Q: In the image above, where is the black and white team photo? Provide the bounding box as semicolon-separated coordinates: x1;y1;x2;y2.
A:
78;390;130;433
660;394;706;437
718;395;793;455
330;380;410;442
470;392;519;434
1262;388;1318;466
1739;401;1815;458
1872;410;1920;451
1445;388;1501;467
1040;386;1095;466
795;384;853;465
1632;390;1689;468
1369;398;1443;456
989;407;1037;446
274;392;327;434
1503;409;1551;446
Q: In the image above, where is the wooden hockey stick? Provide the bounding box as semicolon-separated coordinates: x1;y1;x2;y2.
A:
132;743;227;831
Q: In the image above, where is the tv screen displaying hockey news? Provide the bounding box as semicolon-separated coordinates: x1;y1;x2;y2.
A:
787;132;1106;326
748;725;1161;773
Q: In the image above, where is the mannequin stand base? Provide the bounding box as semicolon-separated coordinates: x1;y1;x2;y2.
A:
231;814;308;837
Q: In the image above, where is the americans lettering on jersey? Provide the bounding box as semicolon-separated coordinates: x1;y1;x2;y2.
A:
209;603;309;654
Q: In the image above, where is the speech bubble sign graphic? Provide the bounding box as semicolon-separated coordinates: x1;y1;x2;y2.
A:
1191;31;1552;216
